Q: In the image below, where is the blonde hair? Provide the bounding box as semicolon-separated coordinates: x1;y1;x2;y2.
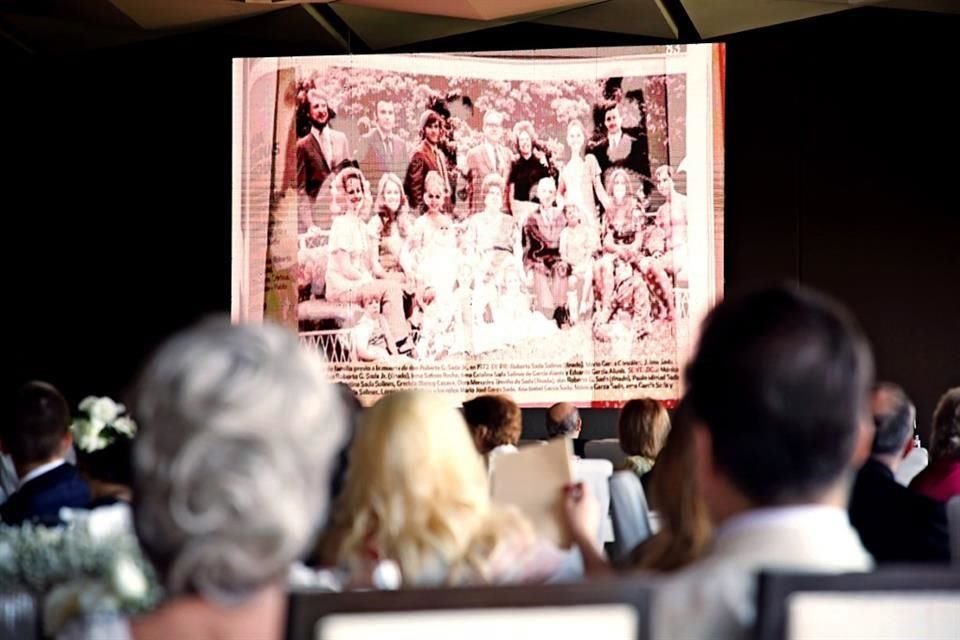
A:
330;391;532;586
631;399;711;572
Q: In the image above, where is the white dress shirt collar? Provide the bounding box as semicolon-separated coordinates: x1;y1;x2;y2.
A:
18;458;67;489
715;504;851;546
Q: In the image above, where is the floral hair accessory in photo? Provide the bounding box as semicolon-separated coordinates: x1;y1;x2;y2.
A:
70;396;137;453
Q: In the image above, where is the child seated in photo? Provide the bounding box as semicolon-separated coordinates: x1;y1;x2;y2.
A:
493;265;559;347
453;261;498;355
559;204;600;323
353;293;400;362
415;285;464;361
593;259;651;347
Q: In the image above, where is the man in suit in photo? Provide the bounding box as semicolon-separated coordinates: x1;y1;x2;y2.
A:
848;383;950;563
463;109;513;214
356;100;409;191
1;382;90;525
649;286;876;640
296;89;350;231
593;102;651;195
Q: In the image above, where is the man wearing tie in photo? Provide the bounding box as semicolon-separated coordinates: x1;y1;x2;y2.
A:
594;102;651;195
464;110;513;214
296;89;350;231
357;100;409;190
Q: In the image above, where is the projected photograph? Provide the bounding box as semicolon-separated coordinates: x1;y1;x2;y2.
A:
233;45;724;405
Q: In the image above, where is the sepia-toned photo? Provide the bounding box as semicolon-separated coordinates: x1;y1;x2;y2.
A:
233;46;724;405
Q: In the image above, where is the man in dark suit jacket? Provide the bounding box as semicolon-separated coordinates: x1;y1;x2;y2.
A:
849;383;951;563
296;89;350;231
1;382;90;525
356;100;409;191
592;102;651;195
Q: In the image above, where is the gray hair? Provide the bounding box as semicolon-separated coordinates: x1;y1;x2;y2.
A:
871;383;916;456
931;387;960;461
131;319;344;602
546;407;581;439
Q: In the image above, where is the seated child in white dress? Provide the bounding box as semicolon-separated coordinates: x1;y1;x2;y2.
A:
558;204;600;323
353;294;400;362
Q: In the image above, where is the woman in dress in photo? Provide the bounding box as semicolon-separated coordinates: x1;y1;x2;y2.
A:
595;168;644;315
557;119;608;231
405;171;462;358
324;167;414;356
367;172;413;284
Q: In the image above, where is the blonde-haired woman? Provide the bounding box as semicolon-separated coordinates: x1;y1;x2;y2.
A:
617;397;671;481
325;167;414;356
558;119;608;230
326;391;573;586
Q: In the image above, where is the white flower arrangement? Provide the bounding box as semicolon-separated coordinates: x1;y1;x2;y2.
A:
70;396;137;453
0;518;160;636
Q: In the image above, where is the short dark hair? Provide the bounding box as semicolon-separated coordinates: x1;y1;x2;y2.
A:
685;285;873;505
462;394;522;453
870;383;916;456
3;381;71;465
546;405;580;439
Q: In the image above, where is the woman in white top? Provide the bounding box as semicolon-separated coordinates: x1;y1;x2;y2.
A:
325;167;413;355
557;119;608;230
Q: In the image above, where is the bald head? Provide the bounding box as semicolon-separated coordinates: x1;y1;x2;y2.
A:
546;403;581;439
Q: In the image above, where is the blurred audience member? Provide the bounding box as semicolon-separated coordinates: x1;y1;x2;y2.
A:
616;398;671;482
115;319;345;640
325;391;571;587
546;402;583;457
629;397;711;572
848;383;949;563
911;387;960;502
650;286;875;640
462;394;522;465
1;381;89;525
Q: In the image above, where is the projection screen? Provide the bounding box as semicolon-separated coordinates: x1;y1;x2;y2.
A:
232;45;724;406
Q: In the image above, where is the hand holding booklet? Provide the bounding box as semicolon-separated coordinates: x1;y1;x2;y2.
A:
489;438;575;548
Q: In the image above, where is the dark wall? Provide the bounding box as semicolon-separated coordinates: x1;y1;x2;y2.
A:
3;9;957;441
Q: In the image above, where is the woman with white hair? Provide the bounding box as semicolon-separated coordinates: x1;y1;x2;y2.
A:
322;391;576;586
70;319;346;640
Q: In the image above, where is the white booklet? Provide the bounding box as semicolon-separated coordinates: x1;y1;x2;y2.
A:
489;438;575;548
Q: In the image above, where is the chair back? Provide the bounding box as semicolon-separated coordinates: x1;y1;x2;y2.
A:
607;470;653;564
574;458;614;544
754;568;960;640
287;578;654;640
584;438;627;468
947;495;960;564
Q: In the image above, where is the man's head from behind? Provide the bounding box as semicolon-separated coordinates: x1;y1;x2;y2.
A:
2;381;71;466
870;383;916;465
686;286;874;516
546;402;581;440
